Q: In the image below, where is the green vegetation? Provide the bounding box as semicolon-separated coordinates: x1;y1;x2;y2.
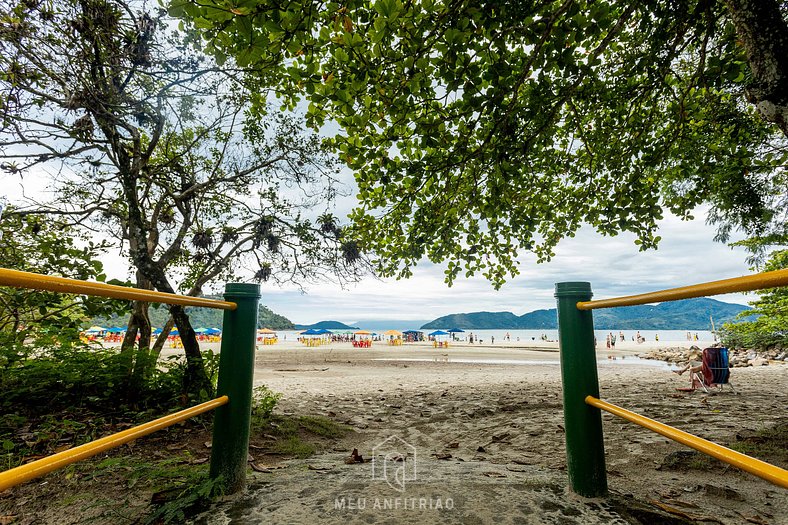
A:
249;387;351;460
91;301;296;331
175;0;787;288
1;0;365;398
660;423;788;472
0;344;220;470
728;423;788;467
1;372;286;522
720;250;788;351
259;415;351;458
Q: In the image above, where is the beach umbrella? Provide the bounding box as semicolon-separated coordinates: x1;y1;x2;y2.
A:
194;327;210;334
314;328;333;335
152;328;163;335
447;328;465;333
258;328;277;334
383;329;403;336
169;330;180;336
301;328;320;335
429;330;449;336
205;328;222;335
354;330;372;335
85;326;107;334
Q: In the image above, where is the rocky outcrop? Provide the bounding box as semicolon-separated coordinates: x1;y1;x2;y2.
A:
638;346;787;367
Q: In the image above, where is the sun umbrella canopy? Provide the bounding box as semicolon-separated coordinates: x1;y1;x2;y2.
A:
429;330;449;336
152;328;163;335
258;328;277;334
194;327;210;334
383;329;403;336
205;328;222;335
301;328;320;335
105;327;125;333
84;326;106;334
354;330;372;335
447;328;465;333
402;330;423;335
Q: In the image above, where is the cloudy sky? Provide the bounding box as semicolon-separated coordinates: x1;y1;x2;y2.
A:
254;208;753;325
3;162;755;327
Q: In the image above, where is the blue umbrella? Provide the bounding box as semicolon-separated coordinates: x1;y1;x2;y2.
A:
152;328;163;335
447;328;465;333
402;330;423;334
301;328;320;335
313;328;333;335
429;330;449;336
205;328;222;335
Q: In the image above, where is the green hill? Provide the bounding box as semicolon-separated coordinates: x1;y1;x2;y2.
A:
89;296;294;330
294;320;359;330
421;298;749;330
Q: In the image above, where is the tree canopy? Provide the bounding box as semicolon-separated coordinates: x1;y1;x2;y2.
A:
721;249;788;350
173;0;788;287
0;0;363;395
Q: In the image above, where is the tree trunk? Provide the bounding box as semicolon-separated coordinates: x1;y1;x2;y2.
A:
149;315;175;366
724;0;788;136
116;163;211;398
169;303;212;398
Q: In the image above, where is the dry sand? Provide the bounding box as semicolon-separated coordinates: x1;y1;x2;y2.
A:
188;340;787;524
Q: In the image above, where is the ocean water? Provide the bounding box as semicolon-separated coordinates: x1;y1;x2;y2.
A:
275;329;715;343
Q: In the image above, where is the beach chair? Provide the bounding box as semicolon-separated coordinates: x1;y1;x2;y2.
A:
690;347;737;394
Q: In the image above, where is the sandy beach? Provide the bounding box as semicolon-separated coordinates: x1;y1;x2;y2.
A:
184;339;787;524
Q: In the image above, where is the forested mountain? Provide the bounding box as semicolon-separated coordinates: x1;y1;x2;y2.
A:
89;297;294;330
294;320;359;330
421;298;750;330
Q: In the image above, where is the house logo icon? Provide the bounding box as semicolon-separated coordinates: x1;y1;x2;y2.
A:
371;436;417;492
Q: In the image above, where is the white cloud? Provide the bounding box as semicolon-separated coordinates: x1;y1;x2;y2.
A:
258;207;755;324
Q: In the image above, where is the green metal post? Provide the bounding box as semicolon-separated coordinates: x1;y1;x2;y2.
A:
209;283;260;494
555;282;608;497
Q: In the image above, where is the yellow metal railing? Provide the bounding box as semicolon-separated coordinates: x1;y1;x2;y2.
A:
577;268;788;310
0;396;228;492
557;268;788;496
585;396;788;489
0;267;259;494
0;268;236;310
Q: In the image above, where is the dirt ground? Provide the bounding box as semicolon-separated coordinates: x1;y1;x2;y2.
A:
2;343;787;524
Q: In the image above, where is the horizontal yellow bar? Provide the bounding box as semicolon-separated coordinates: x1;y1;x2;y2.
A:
0;395;229;492
0;268;236;310
577;268;788;310
586;396;788;489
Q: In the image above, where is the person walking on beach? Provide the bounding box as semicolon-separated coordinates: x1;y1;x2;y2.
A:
619;331;624;342
609;332;616;348
605;333;611;349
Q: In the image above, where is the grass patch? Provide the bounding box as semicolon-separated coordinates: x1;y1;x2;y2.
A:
728;422;788;467
273;436;316;458
253;414;352;459
659;421;788;472
298;415;351;438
